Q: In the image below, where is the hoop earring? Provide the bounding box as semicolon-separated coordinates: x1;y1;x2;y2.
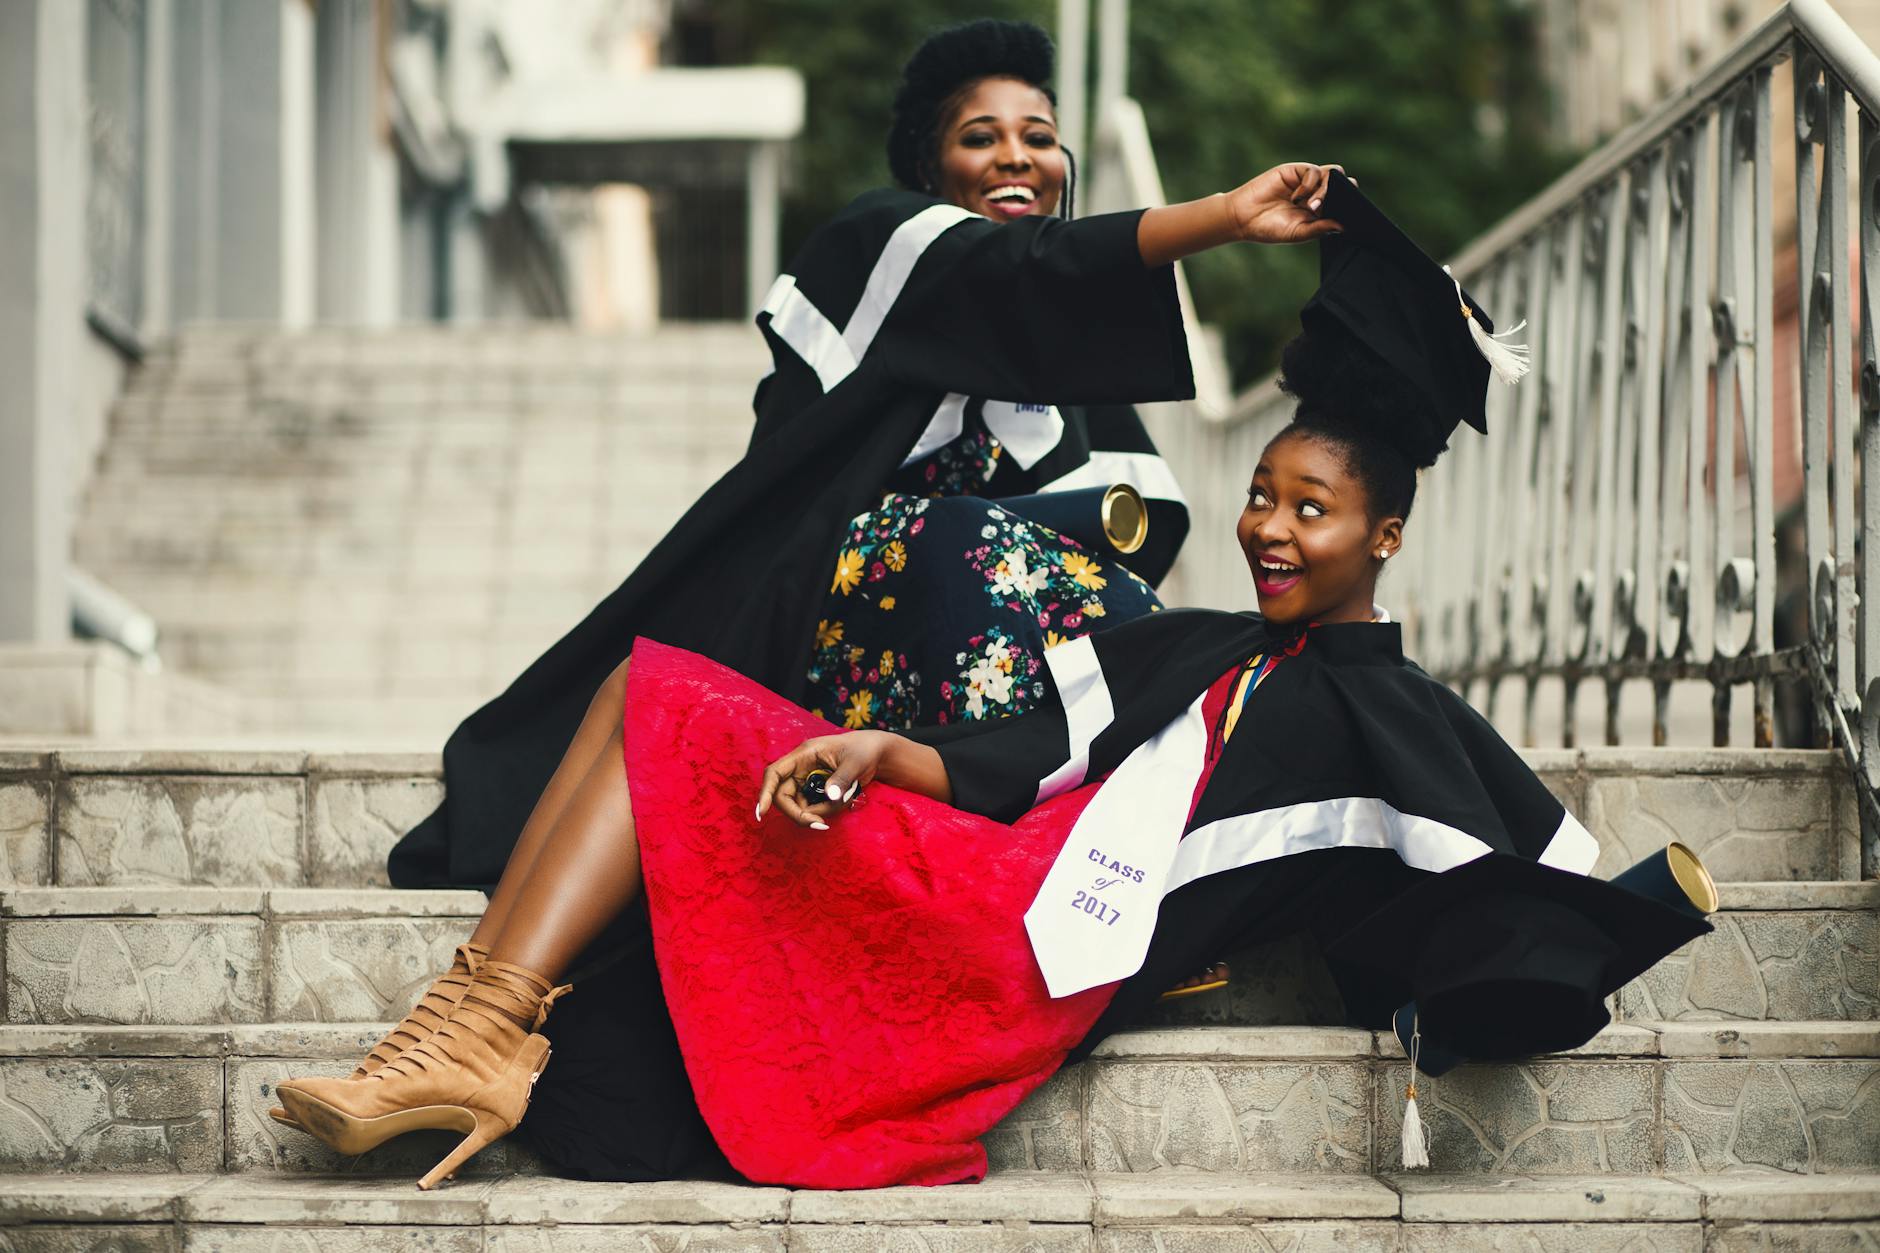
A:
1060;146;1077;221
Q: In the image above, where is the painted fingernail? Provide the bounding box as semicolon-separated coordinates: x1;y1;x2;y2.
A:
755;805;763;823
839;782;857;802
810;821;830;831
1309;198;1322;211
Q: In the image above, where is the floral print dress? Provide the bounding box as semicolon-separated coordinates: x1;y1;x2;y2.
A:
805;410;1163;729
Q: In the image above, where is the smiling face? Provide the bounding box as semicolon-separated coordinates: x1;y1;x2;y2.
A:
931;76;1065;221
1237;428;1403;625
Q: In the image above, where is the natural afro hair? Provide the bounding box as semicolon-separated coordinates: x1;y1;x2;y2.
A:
887;20;1057;194
1273;326;1448;523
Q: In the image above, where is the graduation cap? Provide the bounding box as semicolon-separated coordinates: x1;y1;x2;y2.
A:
1301;170;1530;449
1326;846;1715;1168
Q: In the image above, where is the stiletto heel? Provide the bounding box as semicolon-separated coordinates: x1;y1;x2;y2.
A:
275;961;569;1189
419;1108;507;1192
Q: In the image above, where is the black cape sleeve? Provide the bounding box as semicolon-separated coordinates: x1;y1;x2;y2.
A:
751;190;1196;449
874;205;1195;405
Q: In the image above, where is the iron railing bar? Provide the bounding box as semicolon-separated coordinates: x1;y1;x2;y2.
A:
1656;125;1696;674
1798;50;1834;745
1593;174;1631;678
1688;109;1719;668
1825;72;1859;714
1516;234;1553;747
1749;66;1776;746
1632;146;1669;696
1860;113;1880;713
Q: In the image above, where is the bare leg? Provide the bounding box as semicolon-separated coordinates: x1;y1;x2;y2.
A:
482;721;642;982
471;657;631;947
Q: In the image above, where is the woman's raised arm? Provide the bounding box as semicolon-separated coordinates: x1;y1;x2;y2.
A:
1136;162;1346;268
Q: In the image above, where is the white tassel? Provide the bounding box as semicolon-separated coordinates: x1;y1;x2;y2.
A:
1401;1012;1432;1169
1402;1085;1432;1169
1446;266;1532;385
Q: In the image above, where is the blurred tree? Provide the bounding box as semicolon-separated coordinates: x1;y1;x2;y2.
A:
1130;0;1571;384
681;0;1570;387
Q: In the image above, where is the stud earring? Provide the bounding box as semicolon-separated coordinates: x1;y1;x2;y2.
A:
1377;549;1392;560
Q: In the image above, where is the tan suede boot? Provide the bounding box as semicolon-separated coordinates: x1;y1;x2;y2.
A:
268;941;490;1130
276;959;570;1189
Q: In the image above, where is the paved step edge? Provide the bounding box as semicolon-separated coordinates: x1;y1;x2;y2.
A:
8;882;1864;917
2;746;1845;777
0;887;486;917
1;1170;1877;1228
11;1021;1878;1062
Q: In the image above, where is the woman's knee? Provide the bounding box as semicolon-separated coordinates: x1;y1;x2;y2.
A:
595;655;632;715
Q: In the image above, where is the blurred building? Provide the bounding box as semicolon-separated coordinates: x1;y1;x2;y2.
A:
1540;0;1878;147
0;0;800;659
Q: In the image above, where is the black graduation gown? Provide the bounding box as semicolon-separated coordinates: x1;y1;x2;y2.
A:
907;608;1601;1043
389;189;1195;892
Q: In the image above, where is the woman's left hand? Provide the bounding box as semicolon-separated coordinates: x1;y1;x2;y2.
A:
1227;163;1347;245
756;730;896;830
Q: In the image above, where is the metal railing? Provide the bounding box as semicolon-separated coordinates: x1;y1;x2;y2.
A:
1117;0;1880;874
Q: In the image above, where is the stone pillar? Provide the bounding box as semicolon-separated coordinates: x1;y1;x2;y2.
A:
316;0;399;324
141;0;175;336
1056;0;1089;169
746;139;782;317
1094;0;1129;124
0;0;85;642
168;0;317;325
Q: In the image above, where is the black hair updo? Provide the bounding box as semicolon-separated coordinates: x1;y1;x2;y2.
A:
888;20;1058;196
1274;327;1448;523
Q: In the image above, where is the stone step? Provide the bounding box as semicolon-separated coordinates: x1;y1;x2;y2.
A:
8;881;1867;1031
153;324;768;376
1;1023;1875;1179
65;324;770;742
109;382;765;415
0;749;1856;891
89;417;757;461
5;1170;1873;1253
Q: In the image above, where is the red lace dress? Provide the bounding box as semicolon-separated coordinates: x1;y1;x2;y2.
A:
622;638;1117;1188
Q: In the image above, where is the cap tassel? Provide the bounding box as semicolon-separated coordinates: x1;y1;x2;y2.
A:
1402;1012;1432;1170
1445;266;1531;385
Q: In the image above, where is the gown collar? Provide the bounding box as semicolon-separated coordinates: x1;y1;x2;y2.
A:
1259;614;1405;666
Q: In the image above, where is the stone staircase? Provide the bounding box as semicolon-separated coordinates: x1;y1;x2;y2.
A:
70;324;768;741
1;743;1875;1247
